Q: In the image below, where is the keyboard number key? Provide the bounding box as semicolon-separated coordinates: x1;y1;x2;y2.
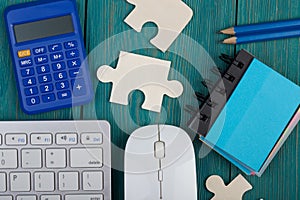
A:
26;96;40;106
0;149;18;169
58;171;79;191
46;149;66;168
10;172;31;192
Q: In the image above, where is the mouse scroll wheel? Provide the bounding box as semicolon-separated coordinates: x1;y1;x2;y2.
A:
154;141;165;159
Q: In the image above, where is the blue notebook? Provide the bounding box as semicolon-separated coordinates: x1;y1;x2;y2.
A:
188;50;300;176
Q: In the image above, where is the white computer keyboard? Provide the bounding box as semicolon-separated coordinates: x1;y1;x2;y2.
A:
0;120;111;200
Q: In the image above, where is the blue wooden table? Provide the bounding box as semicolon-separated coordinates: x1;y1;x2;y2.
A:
0;0;299;199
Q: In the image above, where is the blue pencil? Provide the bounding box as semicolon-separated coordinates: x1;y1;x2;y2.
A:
220;18;300;36
223;29;300;44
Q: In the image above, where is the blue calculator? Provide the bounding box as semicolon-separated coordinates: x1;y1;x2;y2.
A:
4;0;94;114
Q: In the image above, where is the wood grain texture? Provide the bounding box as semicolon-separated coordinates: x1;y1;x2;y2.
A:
0;0;298;200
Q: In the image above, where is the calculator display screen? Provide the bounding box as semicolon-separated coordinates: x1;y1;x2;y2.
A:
14;15;74;43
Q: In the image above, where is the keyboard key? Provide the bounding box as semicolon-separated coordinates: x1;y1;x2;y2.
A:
81;133;103;145
0;149;18;169
83;171;103;191
66;50;79;59
26;96;40;106
68;59;81;68
0;173;6;192
46;149;66;168
37;65;50;74
56;133;78;145
57;90;72;100
5;134;27;146
25;86;38;96
56;81;69;90
70;148;103;168
50;52;64;62
69;69;83;78
10;172;30;192
58;171;79;191
54;71;68;81
16;195;36;200
19;58;33;67
41;195;61;200
23;77;36;86
21;149;42;169
64;41;78;49
42;93;56;103
33;46;47;55
49;44;62;52
21;68;35;77
35;55;48;64
34;172;55;192
71;78;87;96
38;74;52;83
31;133;52;145
40;84;54;93
65;194;103;200
52;62;66;71
0;196;12;200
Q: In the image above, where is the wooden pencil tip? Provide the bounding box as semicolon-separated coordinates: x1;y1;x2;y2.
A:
219;27;235;35
223;37;237;44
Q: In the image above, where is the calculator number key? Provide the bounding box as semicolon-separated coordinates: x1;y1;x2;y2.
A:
49;44;62;52
37;65;50;74
35;55;48;65
64;41;78;49
54;72;67;81
52;62;66;71
26;96;40;106
25;87;38;96
21;68;34;77
23;77;36;86
56;81;69;90
66;50;79;59
40;84;54;93
50;52;64;61
38;74;52;83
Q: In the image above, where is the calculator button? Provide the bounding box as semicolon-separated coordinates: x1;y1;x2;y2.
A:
26;96;40;106
71;79;86;96
23;77;36;87
33;47;47;55
64;41;78;49
49;44;62;52
68;59;81;68
42;93;56;103
38;74;52;84
50;52;64;62
25;87;38;96
54;72;68;81
19;58;33;67
69;69;83;78
21;68;35;77
40;84;54;93
18;49;31;58
52;62;66;71
37;65;50;74
57;90;72;100
66;50;79;59
35;55;48;65
56;81;69;90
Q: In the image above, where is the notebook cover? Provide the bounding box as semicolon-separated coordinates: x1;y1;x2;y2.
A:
203;58;300;172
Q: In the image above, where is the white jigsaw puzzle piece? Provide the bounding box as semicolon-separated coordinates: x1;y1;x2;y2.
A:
206;174;253;200
124;0;193;52
97;51;183;112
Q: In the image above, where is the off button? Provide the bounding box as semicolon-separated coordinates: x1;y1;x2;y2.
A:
17;49;31;58
33;46;47;55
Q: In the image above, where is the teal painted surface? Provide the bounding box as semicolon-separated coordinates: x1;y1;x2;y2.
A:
0;0;299;199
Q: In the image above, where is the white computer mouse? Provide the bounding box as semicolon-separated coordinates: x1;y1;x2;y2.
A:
124;124;197;200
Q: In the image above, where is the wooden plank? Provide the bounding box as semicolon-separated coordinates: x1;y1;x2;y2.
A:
84;0;236;199
0;0;87;120
234;0;300;199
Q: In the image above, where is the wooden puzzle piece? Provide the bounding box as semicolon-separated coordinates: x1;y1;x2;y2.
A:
206;174;253;200
124;0;193;52
97;51;183;112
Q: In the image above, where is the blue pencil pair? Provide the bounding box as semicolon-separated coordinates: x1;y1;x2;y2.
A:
220;18;300;44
